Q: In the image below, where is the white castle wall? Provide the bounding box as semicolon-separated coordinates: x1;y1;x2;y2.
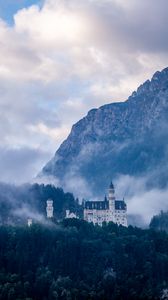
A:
84;184;127;227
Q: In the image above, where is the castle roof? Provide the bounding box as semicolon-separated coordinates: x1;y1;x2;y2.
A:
84;201;109;210
84;199;126;211
115;200;126;210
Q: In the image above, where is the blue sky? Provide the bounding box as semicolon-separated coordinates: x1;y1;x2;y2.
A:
0;0;168;184
0;0;41;24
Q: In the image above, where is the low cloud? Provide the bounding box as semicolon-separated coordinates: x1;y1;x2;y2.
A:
13;205;47;224
116;175;168;226
0;147;51;184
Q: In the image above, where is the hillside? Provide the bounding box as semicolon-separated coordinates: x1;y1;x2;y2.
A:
0;182;80;225
150;211;168;232
40;67;168;197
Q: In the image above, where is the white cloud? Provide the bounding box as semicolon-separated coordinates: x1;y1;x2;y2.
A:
116;175;168;226
28;122;69;142
0;146;51;184
0;0;168;183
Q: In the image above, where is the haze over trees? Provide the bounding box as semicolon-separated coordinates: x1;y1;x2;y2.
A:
0;182;80;225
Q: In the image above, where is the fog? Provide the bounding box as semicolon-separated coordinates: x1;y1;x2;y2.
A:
116;175;168;226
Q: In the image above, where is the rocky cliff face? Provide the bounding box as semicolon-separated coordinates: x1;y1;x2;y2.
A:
40;67;168;197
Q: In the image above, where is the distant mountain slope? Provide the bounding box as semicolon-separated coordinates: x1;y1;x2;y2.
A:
40;67;168;197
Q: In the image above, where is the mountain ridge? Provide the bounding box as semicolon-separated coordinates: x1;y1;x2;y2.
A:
40;67;168;197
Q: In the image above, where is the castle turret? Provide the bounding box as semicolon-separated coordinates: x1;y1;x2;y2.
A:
27;218;32;227
104;195;108;202
46;199;54;218
66;210;70;218
108;181;115;211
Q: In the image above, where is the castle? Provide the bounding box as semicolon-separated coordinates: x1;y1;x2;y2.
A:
83;182;127;227
27;182;127;227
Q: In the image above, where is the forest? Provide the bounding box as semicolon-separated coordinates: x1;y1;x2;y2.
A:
150;211;168;233
0;219;168;300
0;183;80;225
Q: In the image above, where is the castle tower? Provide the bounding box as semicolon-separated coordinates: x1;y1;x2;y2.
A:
27;218;32;227
108;182;115;211
66;210;70;218
46;199;54;218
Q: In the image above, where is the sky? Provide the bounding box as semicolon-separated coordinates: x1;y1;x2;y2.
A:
0;0;168;184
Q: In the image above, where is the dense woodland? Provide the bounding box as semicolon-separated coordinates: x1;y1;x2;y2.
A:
150;211;168;233
0;219;168;300
1;183;168;299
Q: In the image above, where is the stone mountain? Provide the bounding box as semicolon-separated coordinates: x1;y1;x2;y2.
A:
40;67;168;197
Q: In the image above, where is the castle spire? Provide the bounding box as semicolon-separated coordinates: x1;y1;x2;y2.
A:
108;181;115;211
109;181;114;189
